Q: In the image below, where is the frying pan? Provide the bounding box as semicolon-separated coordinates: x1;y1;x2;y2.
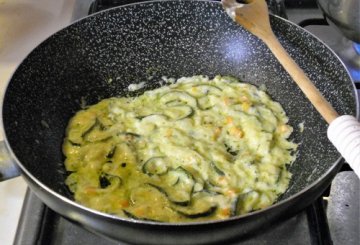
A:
0;0;357;244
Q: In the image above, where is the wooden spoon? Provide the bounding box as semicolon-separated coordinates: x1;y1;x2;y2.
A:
222;0;338;123
221;0;360;176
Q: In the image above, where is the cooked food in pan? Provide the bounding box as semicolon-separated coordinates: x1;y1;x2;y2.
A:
63;75;297;222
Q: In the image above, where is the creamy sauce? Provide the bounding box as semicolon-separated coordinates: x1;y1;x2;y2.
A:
63;75;297;222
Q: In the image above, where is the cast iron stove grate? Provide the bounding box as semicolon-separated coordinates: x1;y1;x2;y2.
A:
14;189;332;245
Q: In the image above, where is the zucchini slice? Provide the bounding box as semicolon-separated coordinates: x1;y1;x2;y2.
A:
123;210;161;222
98;174;122;190
136;113;170;120
174;192;218;219
117;132;141;138
210;162;225;176
197;95;218;110
67;110;97;144
142;157;168;176
176;206;217;219
190;84;222;97
164;105;194;120
106;146;116;159
231;191;259;216
147;167;196;206
82;119;115;143
146;183;191;206
160;91;198;107
224;143;238;156
166;167;195;206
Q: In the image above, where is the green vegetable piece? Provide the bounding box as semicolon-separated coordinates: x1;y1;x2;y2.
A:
231;191;259;216
142;157;168;176
164;105;194;120
123;210;162;222
160;91;198;107
176;206;217;219
174;191;218;218
210;162;225;176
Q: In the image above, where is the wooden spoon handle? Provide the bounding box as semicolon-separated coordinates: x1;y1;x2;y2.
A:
262;33;339;124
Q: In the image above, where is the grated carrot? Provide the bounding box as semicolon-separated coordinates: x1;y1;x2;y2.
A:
220;208;231;216
134;207;145;216
226;116;233;125
229;126;244;138
119;200;130;208
84;186;97;195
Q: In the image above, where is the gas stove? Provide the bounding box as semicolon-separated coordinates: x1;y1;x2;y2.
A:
14;1;360;245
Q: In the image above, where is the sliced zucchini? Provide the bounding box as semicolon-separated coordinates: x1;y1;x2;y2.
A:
99;173;122;191
136;113;170;120
99;175;111;188
190;84;222;97
106;146;116;159
210;162;225;176
146;183;190;206
170;167;195;185
142;157;168;176
174;192;217;219
98;174;122;190
81;121;97;138
197;95;217;110
82;119;114;142
204;181;223;194
224;143;238;156
123;210;161;222
164;105;194;120
160;91;198;107
67;110;97;144
123;210;141;220
231;191;259;216
147;167;195;206
111;142;137;168
176;206;217;219
166;167;195;206
117;132;141;138
67;140;81;146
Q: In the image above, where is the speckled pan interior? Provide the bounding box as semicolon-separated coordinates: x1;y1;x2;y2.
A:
3;0;356;201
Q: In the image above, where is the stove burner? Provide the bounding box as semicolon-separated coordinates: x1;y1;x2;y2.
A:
345;42;360;84
354;43;360;56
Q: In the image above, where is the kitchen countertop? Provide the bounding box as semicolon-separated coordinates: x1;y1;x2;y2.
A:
0;1;79;244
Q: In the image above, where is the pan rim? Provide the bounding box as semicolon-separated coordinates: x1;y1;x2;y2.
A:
1;0;358;227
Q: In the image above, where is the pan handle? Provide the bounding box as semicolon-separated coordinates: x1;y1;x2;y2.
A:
0;141;21;181
328;115;360;179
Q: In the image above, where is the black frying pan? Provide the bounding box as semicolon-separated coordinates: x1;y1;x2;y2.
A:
1;1;357;244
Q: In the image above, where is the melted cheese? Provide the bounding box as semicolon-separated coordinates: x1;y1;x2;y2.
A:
63;75;297;222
